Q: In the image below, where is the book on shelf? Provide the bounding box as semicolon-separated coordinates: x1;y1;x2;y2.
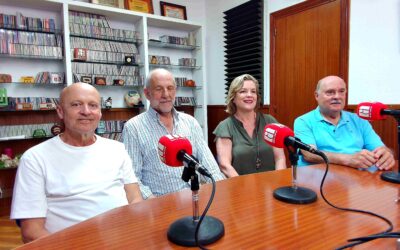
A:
69;10;139;41
0;30;63;58
69;11;110;28
178;58;196;67
0;123;56;141
159;35;188;45
149;55;171;65
34;72;65;85
69;10;143;86
70;37;140;63
72;63;143;86
174;97;196;107
0;12;56;32
0;97;60;111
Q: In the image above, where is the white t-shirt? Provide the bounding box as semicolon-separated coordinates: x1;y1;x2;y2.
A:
11;135;137;233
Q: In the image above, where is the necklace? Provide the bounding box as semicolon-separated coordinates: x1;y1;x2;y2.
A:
255;115;261;170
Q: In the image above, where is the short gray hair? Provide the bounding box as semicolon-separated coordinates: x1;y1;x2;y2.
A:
145;68;176;88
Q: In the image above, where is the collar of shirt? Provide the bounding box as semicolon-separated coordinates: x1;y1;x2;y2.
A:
314;106;350;128
147;106;180;121
147;106;180;132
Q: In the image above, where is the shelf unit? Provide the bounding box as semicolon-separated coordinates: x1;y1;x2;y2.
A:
0;0;64;105
145;15;207;133
0;0;208;139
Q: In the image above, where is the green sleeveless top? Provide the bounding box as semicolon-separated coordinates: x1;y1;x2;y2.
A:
213;112;278;175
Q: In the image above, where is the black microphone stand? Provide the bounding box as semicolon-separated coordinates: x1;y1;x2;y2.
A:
167;163;224;247
380;116;400;184
273;146;317;204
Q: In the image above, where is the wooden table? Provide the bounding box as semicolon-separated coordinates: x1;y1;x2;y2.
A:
17;164;400;249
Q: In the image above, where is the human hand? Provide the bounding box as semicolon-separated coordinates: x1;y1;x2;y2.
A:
345;149;377;169
373;146;395;170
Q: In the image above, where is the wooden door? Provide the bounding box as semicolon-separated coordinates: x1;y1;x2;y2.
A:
270;0;349;128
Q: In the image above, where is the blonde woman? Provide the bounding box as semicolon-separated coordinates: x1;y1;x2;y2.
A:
213;74;286;177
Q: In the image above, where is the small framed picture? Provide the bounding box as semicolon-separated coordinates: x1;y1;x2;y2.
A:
160;1;187;20
73;48;87;61
95;77;106;85
81;76;93;84
125;0;154;14
50;73;64;84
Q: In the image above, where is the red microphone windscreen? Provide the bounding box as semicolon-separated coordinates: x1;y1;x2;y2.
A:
356;102;388;121
158;135;193;167
263;123;294;148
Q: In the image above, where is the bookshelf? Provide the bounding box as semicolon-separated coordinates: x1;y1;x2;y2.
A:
0;0;64;113
0;0;207;217
146;15;207;133
0;0;208;145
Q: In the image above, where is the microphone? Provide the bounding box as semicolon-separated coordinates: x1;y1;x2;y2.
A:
158;135;211;177
356;102;400;121
357;102;400;184
263;123;323;156
158;135;225;247
263;123;319;204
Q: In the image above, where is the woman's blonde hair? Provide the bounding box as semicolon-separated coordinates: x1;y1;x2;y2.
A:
225;74;261;115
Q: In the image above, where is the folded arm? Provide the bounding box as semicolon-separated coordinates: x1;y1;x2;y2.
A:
301;147;387;169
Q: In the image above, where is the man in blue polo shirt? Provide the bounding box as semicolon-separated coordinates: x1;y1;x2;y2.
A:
294;75;394;170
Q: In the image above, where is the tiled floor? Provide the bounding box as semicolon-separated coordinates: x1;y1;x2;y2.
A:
0;216;23;250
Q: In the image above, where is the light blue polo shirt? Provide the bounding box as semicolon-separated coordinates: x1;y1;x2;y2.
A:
294;107;384;166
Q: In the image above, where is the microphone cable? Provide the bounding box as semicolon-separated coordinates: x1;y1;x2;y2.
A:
194;173;216;250
316;154;397;249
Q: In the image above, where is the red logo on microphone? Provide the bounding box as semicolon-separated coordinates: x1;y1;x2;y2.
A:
264;127;277;144
358;105;372;118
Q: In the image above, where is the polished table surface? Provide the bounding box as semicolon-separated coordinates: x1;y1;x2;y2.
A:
17;164;400;249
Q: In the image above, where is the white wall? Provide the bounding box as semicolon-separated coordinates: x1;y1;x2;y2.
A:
204;0;305;105
263;0;305;103
205;0;400;105
151;0;206;24
348;0;400;104
204;0;249;105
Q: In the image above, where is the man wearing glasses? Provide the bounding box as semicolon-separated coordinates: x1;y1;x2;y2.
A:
294;75;394;170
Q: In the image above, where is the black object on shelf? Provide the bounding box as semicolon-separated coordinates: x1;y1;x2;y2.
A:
71;59;139;66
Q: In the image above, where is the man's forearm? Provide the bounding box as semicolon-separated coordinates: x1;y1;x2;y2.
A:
20;218;50;243
301;150;351;167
